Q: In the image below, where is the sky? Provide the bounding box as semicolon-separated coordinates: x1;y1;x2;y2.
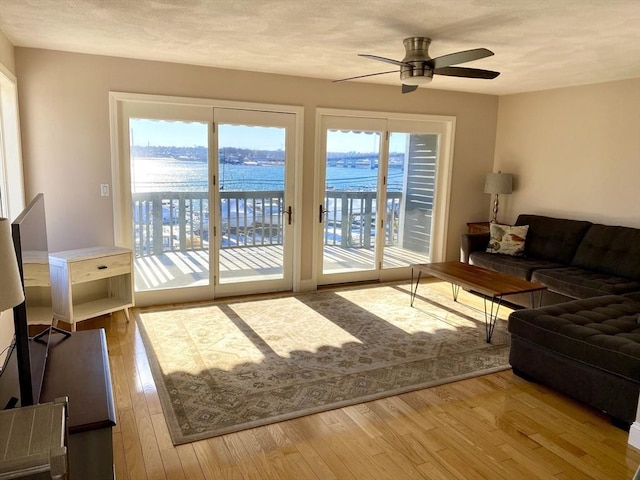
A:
129;119;406;153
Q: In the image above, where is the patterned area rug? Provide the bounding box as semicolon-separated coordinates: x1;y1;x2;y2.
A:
135;282;511;445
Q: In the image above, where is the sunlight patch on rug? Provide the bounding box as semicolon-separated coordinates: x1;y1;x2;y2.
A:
135;282;511;445
227;296;364;357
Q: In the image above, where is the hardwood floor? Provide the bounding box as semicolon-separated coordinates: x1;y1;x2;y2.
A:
74;283;640;480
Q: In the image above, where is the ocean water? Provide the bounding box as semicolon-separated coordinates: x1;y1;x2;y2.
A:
132;158;405;193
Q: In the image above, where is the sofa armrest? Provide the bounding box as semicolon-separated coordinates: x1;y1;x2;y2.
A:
460;232;490;263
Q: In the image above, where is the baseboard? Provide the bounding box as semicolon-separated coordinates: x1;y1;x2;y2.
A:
629;421;640;449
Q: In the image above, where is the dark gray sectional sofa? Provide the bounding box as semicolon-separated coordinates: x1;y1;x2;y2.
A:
460;214;640;425
461;214;640;304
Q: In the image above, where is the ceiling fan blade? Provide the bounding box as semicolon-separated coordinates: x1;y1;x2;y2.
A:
333;70;399;83
358;54;409;67
402;84;419;94
428;48;494;69
434;66;500;79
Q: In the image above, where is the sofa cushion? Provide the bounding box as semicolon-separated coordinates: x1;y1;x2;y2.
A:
571;224;640;281
532;267;640;299
486;223;529;256
623;291;640;303
515;214;592;264
508;295;640;382
470;251;564;280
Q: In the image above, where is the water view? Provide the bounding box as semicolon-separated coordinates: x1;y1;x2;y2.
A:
131;157;406;193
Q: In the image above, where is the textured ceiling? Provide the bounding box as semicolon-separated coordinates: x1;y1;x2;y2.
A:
1;0;639;95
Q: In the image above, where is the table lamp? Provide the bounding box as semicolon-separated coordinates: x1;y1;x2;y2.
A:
0;217;24;313
484;172;513;223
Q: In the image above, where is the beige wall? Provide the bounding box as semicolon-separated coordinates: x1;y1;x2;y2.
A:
0;30;14;359
14;48;498;281
0;29;14;74
494;78;640;227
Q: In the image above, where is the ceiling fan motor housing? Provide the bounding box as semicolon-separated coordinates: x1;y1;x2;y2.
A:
401;37;434;85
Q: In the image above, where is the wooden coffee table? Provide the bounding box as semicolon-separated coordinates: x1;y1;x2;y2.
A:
410;261;547;343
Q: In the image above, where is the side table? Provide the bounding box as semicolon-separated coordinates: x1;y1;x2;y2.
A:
466;221;491;234
49;246;134;331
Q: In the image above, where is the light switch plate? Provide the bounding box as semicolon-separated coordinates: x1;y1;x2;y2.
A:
100;184;110;197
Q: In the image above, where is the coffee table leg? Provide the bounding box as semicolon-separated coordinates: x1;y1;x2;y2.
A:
483;296;503;343
451;284;460;302
410;269;422;307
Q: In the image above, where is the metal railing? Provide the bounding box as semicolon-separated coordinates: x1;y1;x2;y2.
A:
132;190;403;257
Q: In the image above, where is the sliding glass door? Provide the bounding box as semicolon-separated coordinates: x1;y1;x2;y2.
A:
115;97;301;305
316;111;453;286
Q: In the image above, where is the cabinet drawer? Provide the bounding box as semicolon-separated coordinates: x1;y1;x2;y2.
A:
70;253;131;284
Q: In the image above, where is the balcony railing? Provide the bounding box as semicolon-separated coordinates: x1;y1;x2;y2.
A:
132;190;402;257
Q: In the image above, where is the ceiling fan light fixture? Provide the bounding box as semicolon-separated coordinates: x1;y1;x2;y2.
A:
401;75;433;86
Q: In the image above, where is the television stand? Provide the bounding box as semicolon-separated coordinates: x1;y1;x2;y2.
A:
39;328;116;480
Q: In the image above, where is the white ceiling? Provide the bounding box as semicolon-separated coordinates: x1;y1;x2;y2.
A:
1;0;639;96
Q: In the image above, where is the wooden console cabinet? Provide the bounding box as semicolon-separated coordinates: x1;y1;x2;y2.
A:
49;247;133;331
40;330;116;480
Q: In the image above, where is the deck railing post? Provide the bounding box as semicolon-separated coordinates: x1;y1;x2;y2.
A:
178;196;187;252
152;196;164;255
341;193;350;248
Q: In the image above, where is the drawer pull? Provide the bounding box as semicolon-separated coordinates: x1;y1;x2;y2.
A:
97;265;108;270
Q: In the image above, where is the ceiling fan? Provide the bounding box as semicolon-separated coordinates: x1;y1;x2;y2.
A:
334;37;500;93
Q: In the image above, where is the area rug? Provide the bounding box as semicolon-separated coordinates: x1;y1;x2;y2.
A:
135;282;511;445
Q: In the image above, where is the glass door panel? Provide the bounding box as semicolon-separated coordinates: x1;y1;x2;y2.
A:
322;129;381;275
383;132;438;268
129;118;210;292
217;124;286;284
212;108;295;295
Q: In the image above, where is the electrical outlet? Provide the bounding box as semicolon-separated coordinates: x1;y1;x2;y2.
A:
100;184;110;197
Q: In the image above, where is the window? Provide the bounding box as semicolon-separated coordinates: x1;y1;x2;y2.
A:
0;63;24;219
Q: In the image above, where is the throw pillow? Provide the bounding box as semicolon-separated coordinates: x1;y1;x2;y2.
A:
486;223;529;256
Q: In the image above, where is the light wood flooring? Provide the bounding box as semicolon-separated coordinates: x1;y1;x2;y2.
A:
71;281;639;479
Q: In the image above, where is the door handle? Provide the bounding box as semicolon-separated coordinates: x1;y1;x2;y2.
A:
319;204;328;223
284;206;292;225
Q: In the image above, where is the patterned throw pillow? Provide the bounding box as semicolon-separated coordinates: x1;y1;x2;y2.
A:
486;223;529;256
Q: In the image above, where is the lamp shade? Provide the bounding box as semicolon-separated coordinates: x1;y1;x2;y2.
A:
484;172;513;195
0;217;24;312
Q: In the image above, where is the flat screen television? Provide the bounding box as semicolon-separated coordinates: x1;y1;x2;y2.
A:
0;194;56;408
